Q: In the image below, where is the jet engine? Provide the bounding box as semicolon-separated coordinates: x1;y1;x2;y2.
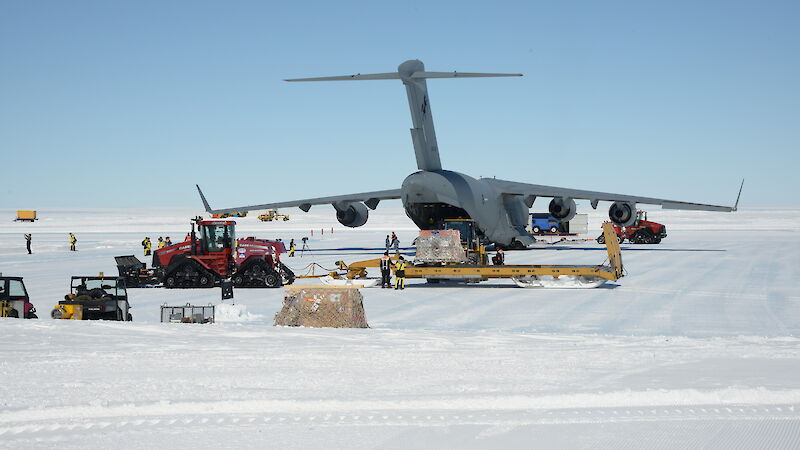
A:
549;197;577;223
608;202;636;226
334;202;369;227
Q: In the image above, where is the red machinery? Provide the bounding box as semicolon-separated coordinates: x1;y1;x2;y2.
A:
153;219;294;288
597;211;667;244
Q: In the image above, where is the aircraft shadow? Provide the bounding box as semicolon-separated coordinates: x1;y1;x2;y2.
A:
538;247;727;252
402;282;622;290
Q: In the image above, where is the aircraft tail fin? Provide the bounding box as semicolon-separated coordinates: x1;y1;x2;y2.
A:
196;184;213;213
285;60;522;172
733;179;744;211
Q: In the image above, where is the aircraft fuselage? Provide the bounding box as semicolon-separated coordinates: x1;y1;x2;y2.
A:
401;170;533;247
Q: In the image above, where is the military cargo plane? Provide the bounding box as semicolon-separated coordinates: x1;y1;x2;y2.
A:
197;60;742;248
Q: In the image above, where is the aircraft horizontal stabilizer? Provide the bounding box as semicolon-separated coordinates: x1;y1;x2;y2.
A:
410;71;522;79
285;71;522;82
285;73;401;82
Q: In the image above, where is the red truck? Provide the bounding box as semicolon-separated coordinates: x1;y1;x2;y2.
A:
597;211;667;244
151;219;294;288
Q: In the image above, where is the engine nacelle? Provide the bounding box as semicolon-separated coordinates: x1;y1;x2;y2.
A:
548;197;577;222
608;202;636;226
334;202;369;228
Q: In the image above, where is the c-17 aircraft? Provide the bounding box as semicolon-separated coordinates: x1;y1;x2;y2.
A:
197;59;743;248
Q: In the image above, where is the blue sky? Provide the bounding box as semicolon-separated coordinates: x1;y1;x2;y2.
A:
1;0;798;210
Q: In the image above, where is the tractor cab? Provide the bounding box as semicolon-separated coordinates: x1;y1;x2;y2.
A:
440;218;488;265
441;218;477;246
0;276;37;319
635;210;647;226
197;220;236;254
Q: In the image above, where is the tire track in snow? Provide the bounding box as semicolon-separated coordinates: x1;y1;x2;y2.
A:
1;404;797;445
1;389;798;430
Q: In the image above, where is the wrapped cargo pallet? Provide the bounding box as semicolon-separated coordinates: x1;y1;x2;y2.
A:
275;285;369;328
413;230;467;264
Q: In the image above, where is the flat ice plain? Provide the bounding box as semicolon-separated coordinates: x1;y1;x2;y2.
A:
1;206;799;449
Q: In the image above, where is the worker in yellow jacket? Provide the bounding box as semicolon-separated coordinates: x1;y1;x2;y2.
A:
157;237;166;249
69;233;77;251
142;237;152;256
394;256;406;290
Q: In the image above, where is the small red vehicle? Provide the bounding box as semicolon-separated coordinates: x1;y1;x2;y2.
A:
152;219;294;288
0;276;37;319
597;211;667;244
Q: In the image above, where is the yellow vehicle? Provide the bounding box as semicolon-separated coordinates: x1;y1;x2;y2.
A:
258;209;290;222
211;211;247;219
52;276;132;321
15;210;38;222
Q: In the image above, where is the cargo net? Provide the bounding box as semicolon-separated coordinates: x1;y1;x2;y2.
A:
413;230;467;264
274;286;369;328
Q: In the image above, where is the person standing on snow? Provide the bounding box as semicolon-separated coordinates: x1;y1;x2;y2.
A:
394;256;406;290
380;251;392;288
288;239;296;257
157;237;166;249
164;237;172;246
385;235;391;252
24;234;32;254
142;237;152;256
390;232;400;255
69;233;77;251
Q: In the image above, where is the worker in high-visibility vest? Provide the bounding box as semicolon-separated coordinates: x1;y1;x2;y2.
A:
380;252;392;288
69;233;77;251
142;237;152;256
288;239;296;257
157;237;166;249
394;256;406;290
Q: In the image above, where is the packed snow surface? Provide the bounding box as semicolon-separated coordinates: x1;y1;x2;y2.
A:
1;206;799;448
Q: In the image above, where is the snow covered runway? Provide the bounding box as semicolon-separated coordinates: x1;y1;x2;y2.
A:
1;207;799;448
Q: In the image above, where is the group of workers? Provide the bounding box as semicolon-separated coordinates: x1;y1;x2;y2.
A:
380;251;407;290
141;236;173;256
385;232;400;254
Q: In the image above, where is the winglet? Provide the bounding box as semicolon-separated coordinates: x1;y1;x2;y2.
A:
733;179;744;212
196;184;213;213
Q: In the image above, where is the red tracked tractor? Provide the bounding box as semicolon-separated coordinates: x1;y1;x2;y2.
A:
597;210;667;244
150;218;295;289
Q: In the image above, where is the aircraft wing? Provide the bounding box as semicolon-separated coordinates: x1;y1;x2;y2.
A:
195;185;402;215
482;178;743;212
